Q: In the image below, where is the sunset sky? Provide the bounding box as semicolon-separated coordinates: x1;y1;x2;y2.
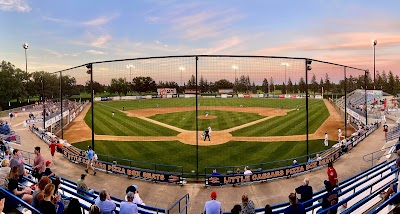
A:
0;0;399;80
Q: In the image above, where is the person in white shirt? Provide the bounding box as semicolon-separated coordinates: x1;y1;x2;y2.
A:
337;128;342;142
243;166;252;175
125;185;145;205
204;192;222;214
120;192;138;214
324;133;329;146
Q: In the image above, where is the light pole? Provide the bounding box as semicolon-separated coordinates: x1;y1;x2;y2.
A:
127;64;135;82
22;43;29;73
179;66;185;86
281;62;290;85
372;39;377;89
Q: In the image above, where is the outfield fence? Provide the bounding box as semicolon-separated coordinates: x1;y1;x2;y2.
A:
31;55;371;179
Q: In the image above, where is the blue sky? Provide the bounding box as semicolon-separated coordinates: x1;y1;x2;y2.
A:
0;0;399;75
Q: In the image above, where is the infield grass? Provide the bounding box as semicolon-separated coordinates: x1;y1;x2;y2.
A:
73;139;335;174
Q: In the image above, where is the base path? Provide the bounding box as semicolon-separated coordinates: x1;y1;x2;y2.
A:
64;100;354;145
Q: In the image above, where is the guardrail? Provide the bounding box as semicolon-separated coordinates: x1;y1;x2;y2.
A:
167;194;189;214
368;191;400;213
363;145;398;166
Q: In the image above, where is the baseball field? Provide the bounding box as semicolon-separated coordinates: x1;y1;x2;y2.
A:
65;97;349;174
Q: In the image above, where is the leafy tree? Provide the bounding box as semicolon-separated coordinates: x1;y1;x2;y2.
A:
324;73;331;93
186;75;196;90
287;78;293;93
251;82;257;94
214;79;233;90
310;74;318;95
130;77;156;94
110;78;129;95
281;82;286;94
298;77;306;93
262;78;269;93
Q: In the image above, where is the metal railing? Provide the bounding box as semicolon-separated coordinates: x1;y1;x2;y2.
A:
369;191;400;213
363;145;398;166
167;194;189;214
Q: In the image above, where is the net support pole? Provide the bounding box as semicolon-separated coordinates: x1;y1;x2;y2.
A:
365;70;368;125
195;56;199;181
305;59;309;159
344;67;347;138
60;71;64;138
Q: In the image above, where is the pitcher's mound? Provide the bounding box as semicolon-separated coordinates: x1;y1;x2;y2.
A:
198;115;217;119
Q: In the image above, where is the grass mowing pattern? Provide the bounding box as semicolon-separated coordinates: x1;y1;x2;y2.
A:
149;110;265;131
98;98;319;110
73;139;334;174
84;104;179;136
231;100;329;136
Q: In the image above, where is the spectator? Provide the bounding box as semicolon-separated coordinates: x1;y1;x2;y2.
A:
77;174;95;196
264;205;273;214
204;191;222;214
56;141;63;153
52;176;61;194
42;161;55;177
241;193;255;214
38;184;56;214
211;169;220;176
231;204;242;214
85;146;96;176
327;162;338;187
7;166;32;203
392;205;400;214
0;198;4;214
32;176;51;208
0;159;11;188
89;204;101;214
120;192;138;214
243;166;252;175
95;189;116;214
316;154;322;161
9;149;28;182
321;180;338;214
295;178;313;208
33;147;46;180
125;185;144;205
283;193;306;214
380;181;400;200
65;198;82;214
292;160;299;166
49;141;57;162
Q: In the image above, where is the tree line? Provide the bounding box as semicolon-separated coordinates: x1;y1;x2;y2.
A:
1;60;399;102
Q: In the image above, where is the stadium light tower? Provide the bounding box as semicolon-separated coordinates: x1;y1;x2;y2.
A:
179;66;185;86
127;64;135;82
372;39;377;89
232;65;239;81
281;62;290;85
22;43;29;73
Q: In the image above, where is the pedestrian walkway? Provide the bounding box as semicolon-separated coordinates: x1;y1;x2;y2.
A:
6;112;388;213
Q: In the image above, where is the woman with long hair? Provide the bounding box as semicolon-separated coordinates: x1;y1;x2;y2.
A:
241;193;255;214
38;183;56;214
8;165;32;203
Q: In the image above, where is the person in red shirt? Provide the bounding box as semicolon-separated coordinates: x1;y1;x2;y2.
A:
49;140;57;162
327;162;338;187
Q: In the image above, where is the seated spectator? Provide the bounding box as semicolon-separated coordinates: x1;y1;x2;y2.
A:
120;192;138;214
243;166;252;175
89;204;101;214
125;185;145;205
32;176;51;208
241;193;255;214
7;166;32;204
42;161;55;177
95;189;116;214
283;193;306;214
211;169;220;176
204;192;222;214
231;204;242;214
77;174;95;196
264;205;273;214
396;138;400;152
295;178;313;208
316;154;322;161
321;180;338;214
65;198;82;214
52;176;61;194
292;160;299;166
38;183;56;214
0;159;11;188
380;182;399;200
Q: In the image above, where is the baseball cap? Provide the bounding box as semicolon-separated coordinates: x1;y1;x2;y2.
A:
211;192;217;199
46;161;51;166
125;185;138;194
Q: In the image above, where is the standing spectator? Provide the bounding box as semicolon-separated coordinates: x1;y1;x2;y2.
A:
85;146;96;175
77;174;95;196
38;184;56;214
0;159;11;188
321;180;338;214
231;204;242;214
65;198;82;214
283;193;306;214
8;166;33;204
241;193;255;214
324;132;329;146
204;191;222;214
243;166;252;175
125;185;144;205
9;149;28;182
327;162;338;187
56;141;63;153
95;189;116;214
120;192;138;214
295;178;313;208
49;141;57;162
33;146;46;180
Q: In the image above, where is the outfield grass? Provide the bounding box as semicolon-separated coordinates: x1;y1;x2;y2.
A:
98;97;319;110
149;110;265;131
84;104;179;136
73;139;335;174
231;100;329;136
